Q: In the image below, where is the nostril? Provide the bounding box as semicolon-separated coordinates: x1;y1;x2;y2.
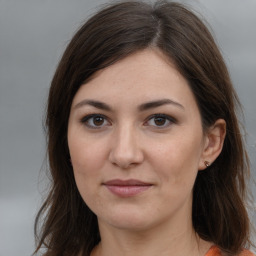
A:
108;145;144;169
108;128;144;168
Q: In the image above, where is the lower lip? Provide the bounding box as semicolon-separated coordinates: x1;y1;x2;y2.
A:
104;185;152;197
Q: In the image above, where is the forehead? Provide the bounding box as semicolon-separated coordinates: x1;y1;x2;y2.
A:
72;49;197;111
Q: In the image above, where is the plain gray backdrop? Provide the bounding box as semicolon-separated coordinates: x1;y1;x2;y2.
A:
0;0;255;255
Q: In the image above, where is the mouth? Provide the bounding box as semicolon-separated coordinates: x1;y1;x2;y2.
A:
102;179;153;197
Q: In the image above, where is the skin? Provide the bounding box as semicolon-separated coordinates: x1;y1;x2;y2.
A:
68;49;226;256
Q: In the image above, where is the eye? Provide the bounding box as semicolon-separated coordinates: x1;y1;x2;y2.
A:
81;114;111;129
145;114;176;128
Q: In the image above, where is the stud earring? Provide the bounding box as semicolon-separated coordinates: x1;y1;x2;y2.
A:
204;161;210;167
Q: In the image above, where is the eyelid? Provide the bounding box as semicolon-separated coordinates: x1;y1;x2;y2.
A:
144;113;177;128
79;113;177;130
80;113;111;129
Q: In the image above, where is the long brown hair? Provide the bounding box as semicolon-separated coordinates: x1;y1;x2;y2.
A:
34;1;254;255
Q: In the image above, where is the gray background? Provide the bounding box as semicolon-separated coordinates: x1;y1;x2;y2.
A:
0;0;255;255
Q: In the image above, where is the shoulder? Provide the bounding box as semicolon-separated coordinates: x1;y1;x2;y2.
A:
205;246;255;256
205;246;221;256
239;249;256;256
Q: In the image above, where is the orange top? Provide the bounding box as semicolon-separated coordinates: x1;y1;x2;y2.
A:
205;246;255;256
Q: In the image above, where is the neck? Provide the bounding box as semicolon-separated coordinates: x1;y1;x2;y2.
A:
91;218;212;256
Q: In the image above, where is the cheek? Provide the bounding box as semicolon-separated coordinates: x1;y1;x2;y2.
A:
69;139;105;209
68;130;107;174
151;133;203;186
68;132;107;198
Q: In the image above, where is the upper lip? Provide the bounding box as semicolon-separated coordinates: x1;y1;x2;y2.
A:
103;179;152;186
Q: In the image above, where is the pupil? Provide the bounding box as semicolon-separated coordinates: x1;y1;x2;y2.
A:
154;117;166;126
93;116;104;126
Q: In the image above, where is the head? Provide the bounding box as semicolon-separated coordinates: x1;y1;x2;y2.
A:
35;1;251;255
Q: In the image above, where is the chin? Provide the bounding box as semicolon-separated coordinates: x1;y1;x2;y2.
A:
99;207;155;231
107;218;153;231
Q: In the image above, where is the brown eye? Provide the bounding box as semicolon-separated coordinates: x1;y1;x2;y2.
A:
154;117;167;126
93;116;104;126
145;114;175;128
81;114;111;129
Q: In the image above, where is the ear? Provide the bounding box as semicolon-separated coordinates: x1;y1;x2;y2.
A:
198;119;226;170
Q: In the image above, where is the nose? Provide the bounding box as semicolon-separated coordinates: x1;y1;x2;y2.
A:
108;125;144;169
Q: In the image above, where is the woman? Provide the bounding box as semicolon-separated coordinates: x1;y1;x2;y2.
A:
34;1;255;256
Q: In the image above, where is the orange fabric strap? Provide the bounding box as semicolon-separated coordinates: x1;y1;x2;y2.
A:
205;246;255;256
205;246;221;256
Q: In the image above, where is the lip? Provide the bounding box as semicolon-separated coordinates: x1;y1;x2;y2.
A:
103;179;153;197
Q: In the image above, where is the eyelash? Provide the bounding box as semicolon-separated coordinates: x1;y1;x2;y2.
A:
80;114;110;129
80;113;177;129
144;114;177;128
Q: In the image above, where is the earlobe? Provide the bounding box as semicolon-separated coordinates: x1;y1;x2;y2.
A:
198;119;226;170
204;161;210;168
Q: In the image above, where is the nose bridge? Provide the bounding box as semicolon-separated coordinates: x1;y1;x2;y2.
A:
109;121;143;168
116;122;136;151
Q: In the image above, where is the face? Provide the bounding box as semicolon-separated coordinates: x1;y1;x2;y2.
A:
68;49;208;232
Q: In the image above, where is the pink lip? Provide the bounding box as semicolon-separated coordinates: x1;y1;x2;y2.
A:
103;179;152;197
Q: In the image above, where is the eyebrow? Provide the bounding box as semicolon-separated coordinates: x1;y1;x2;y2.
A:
74;100;112;111
138;99;185;111
74;98;184;111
